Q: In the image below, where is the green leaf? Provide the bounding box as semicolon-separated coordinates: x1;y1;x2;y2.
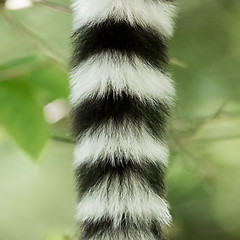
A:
0;80;48;159
0;56;69;104
27;64;69;103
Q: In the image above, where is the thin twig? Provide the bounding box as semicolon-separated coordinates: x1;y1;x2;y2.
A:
33;0;72;15
0;9;67;67
169;100;232;140
0;62;39;81
51;135;74;144
192;134;240;143
170;57;187;68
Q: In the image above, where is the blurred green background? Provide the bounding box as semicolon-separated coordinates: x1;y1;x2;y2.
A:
0;0;240;240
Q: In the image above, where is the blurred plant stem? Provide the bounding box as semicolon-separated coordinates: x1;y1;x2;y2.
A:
51;135;74;144
0;9;67;68
0;60;39;81
51;105;240;150
32;0;71;15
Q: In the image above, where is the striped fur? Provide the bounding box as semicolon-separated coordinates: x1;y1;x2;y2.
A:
70;54;175;106
71;0;176;37
73;125;169;167
70;0;176;239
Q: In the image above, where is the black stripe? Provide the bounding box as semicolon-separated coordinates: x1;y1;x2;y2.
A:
75;158;166;199
81;218;163;240
71;91;169;140
71;18;168;69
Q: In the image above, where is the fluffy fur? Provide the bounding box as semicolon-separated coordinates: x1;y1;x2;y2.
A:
76;178;171;226
71;0;176;37
70;0;176;239
70;53;175;107
73;124;169;167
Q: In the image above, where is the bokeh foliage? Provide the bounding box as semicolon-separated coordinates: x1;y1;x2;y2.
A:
0;0;240;240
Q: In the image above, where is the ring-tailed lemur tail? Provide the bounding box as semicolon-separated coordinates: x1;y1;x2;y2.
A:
69;0;176;239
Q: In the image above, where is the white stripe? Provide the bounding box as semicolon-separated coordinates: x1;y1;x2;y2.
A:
76;172;171;227
70;52;175;107
71;0;176;37
73;122;169;168
87;231;161;240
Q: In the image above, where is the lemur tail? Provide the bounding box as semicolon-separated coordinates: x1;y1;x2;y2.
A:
69;0;176;239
